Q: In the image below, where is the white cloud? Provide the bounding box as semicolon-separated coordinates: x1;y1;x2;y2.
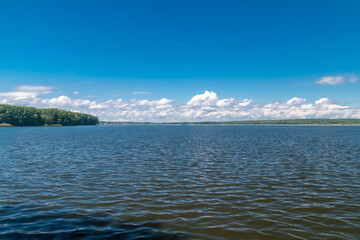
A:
316;74;358;85
315;98;332;105
186;90;219;106
316;76;344;85
0;91;39;99
15;85;54;91
287;97;307;105
73;91;79;95
0;85;54;100
1;90;360;121
238;99;252;107
216;98;235;107
133;92;151;95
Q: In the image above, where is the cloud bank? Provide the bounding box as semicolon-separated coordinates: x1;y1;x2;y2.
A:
1;87;360;122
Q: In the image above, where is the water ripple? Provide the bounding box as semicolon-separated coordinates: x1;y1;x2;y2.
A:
1;125;360;239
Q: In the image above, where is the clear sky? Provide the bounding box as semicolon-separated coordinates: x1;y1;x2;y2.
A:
1;0;360;121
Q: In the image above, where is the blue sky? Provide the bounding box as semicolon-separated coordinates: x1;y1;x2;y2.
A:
1;0;360;121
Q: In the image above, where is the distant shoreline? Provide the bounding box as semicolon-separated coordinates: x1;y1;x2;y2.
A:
100;119;360;126
2;123;359;127
100;124;359;126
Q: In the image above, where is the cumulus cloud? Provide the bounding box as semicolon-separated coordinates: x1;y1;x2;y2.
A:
186;90;218;106
1;89;360;121
316;74;358;85
286;97;307;106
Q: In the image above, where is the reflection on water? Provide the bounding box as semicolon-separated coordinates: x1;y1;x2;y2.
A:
1;125;360;239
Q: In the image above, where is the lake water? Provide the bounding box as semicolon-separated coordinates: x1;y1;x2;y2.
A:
1;125;359;239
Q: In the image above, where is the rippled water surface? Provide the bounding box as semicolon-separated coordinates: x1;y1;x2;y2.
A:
1;125;360;239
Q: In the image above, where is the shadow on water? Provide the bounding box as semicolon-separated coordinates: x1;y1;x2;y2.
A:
0;203;186;240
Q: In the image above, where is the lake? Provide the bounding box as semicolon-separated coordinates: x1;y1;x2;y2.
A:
1;125;359;239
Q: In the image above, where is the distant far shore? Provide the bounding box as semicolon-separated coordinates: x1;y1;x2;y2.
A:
100;119;360;126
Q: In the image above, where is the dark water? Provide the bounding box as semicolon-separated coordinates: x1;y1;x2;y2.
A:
1;125;360;240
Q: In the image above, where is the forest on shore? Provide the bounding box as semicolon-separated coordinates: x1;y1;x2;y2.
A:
0;104;99;126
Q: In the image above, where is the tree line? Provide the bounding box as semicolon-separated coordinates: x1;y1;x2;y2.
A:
0;104;99;126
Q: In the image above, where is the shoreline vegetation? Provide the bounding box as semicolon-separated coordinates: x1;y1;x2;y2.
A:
101;119;360;126
0;104;99;126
